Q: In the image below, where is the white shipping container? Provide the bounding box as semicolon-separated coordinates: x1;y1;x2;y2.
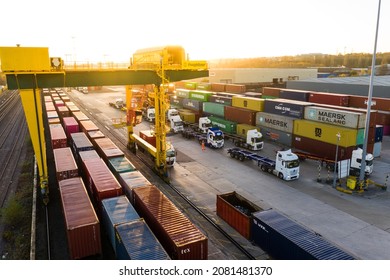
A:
256;112;295;133
304;106;366;129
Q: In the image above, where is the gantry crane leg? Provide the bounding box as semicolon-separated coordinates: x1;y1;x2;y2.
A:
19;89;49;204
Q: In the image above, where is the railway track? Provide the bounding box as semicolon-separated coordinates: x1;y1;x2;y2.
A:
71;93;262;260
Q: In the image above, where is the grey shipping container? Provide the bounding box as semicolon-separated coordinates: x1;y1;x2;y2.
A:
101;196;140;255
251;209;356;260
170;96;184;108
264;98;312;119
182;98;203;112
258;125;293;147
304;106;366;129
70;132;94;163
209;95;232;106
279;89;310;102
115;219;170;260
132;185;208;260
59;177;101;259
216;192;263;240
256;112;295;133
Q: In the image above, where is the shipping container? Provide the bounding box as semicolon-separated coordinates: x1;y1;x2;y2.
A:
236;124;258;138
70;132;94;163
82;158;123;208
208;116;237;134
108;156;136;175
176;88;191;99
292;135;355;161
211;83;226;92
384;125;390;136
216;192;263;240
348;95;390;111
94;137;124;160
78;150;100;177
80;120;99;134
243;92;262;98
54;100;65;108
232;96;265;112
184;81;197;90
225;84;246;94
169;95;184;108
119;171;152;202
72;111;89;124
256;112;295;133
49;124;67;149
262;87;281;97
195;82;211;91
179;110;200;123
264;98;312;119
67;105;80;113
115;219;170;260
308;91;349;107
45;101;56;111
62;117;79;138
59;177;101;259
208;95;232;106
182;98;203;112
189;90;213;102
101;196;140;254
279;89;310;102
53;147;79;181
202;102;225;117
257;125;293;147
87;130;105;142
224;106;257;126
132;185;208;260
139;130;156;147
376;110;390;126
44;96;52;102
57;106;71;119
251;209;355;260
293;119;364;148
47;111;58;119
48;118;61;125
304;106;366;129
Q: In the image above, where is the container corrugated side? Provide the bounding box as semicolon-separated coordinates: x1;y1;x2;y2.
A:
119;171;152;202
176;88;191;98
101;196;140;254
256;112;295;133
217;192;263;240
70;132;94;157
53;147;79;181
211;83;226;92
263;98;312;119
262;87;281;97
83;158;123;208
224;106;257;126
170;96;184;108
225;84;246;94
292;135;355;161
279;89;310;102
208;116;237;134
232;96;264;111
115;219;171;260
257;125;293;147
202;102;225;117
94;137;124;160
304;106;366;129
293;119;364;148
348;95;390;111
182;98;203;112
133;185;208;260
59;177;101;259
189;90;213;102
251;209;355;260
308;91;349;106
49;124;67;149
63;116;80;138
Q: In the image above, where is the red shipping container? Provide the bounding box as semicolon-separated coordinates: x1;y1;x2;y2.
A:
82;158;123;209
49;124;67;149
53;147;79;181
80;120;99;134
93;137;124;160
225;84;246;94
376;111;390;126
59;177;101;259
348;95;390;111
224;106;257;126
63;117;80;138
262;87;281;97
309;92;349;107
211;83;226;92
139;130;157;147
45;101;56;111
132;185;208;260
88;130;105;143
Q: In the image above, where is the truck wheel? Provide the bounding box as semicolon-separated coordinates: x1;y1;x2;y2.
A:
238;154;245;161
278;173;284;180
260;165;267;172
234;141;240;147
229;153;235;158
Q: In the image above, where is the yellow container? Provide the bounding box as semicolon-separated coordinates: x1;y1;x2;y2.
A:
232;96;264;112
0;47;50;71
347;177;357;190
293;119;360;148
179;111;196;123
236;124;258;138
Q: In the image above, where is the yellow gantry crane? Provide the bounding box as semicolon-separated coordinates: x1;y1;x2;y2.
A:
0;45;208;203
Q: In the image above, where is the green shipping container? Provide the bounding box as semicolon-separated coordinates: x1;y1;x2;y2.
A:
176;88;190;98
236;124;258;138
184;82;198;90
232;96;265;111
203;102;225;117
196;83;212;90
208;116;237;134
189;90;213;102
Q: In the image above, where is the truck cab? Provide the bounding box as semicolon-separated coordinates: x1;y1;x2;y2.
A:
350;148;374;176
207;127;224;148
246;129;264;151
198;117;212;133
167;109;184;133
275;149;300;180
143;107;155;122
166;142;176;167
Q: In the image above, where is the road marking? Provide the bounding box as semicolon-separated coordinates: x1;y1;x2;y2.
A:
105;125;110;131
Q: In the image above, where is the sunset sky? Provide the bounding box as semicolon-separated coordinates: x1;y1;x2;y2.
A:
1;0;388;62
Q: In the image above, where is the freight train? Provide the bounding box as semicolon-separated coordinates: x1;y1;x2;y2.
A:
44;88;208;260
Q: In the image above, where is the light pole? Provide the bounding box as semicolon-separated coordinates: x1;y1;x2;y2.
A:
333;132;341;188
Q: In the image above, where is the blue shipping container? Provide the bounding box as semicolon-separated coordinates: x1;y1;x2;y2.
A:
119;171;152;202
115;219;170;260
101;196;140;255
251;209;356;260
108;156;136;174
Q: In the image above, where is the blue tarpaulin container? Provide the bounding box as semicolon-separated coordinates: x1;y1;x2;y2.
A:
101;196;140;255
115;219;170;260
251;209;356;260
